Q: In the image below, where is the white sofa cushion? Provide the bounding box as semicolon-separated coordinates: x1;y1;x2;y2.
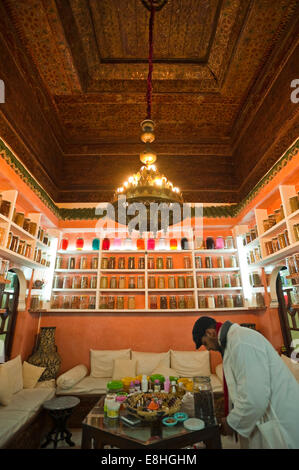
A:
112;359;136;380
280;354;299;382
151;362;178;378
3;388;55;414
0;410;29;448
170;349;211;377
0;365;13;405
56;376;109;395
132;351;170;376
210;374;223;393
90;349;131;378
0;388;55;448
22;361;45;389
215;363;223;383
57;365;88;390
2;355;23;394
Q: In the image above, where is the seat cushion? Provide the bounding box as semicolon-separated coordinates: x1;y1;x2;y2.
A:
56;365;88;390
132;351;170;376
0;410;29;448
90;349;131;378
56;376;110;395
170;349;211;377
1;356;23;394
210;374;223;393
2;388;55;414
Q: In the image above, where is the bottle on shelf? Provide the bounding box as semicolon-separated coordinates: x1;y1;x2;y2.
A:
102;237;110;251
76;237;84;250
147;238;155;250
181;237;190;250
206;237;215;250
215;236;225;249
137;237;145;250
92;238;100;250
170;238;178;250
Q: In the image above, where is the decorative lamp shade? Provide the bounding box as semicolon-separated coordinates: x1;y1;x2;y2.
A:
137;238;145;250
215;236;225;250
113;238;122;250
60;237;69;251
76;237;84;250
102;238;110;251
180;237;189;250
92;238;100;250
147;238;155;250
206;237;215;250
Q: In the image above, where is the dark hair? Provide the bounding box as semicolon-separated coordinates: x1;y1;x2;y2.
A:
192;316;216;349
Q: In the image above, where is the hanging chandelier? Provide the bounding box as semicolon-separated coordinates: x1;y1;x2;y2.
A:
111;0;183;232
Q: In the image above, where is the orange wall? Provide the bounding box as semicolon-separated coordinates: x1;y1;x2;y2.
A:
40;310;265;375
10;310;39;361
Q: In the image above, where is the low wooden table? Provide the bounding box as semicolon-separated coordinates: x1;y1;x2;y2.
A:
81;398;222;450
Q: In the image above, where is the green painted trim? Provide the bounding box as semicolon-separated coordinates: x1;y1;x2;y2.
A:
0;137;298;221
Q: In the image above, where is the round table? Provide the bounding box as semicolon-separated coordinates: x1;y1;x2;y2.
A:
41;396;80;449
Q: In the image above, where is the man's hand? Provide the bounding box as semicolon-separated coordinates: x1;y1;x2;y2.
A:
219;417;234;436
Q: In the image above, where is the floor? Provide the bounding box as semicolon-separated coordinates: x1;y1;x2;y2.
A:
41;428;241;449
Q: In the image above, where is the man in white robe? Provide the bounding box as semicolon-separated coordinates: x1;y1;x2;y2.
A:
192;316;299;449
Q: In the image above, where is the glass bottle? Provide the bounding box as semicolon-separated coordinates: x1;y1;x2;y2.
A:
76;237;84;250
148;276;156;288
160;296;168;309
233;295;243;307
117;296;124;309
108;296;115;309
62;276;71;289
197;275;204;289
198;296;206;309
89;296;96;310
225;236;234;249
186;295;195;309
137;276;145;289
216;295;224;308
150;296;157;309
113;238;122;250
193;376;216;425
128;296;136;310
110;277;117;289
101;257;108;269
128;276;136;289
62;296;70;309
80;257;87;269
166;257;173;269
102;237;110;251
108;257;116;269
92;238;100;250
128;257;135;269
60;237;69;251
181;237;189;250
90;276;97;289
147;238;155;250
158;276;165;289
156;257;164;269
205;257;213;268
170;239;178;250
207;295;215;309
205;276;213;288
195;256;202;269
215;236;225;249
184;257;192;269
118;257;125;269
224;274;231;288
138;257;145;269
100;276;108;289
178;276;186;288
186;276;194;288
169;296;177;309
118;276;126;289
137;238;145;250
178;296;186;309
225;295;234;308
168;276;176;288
206;237;215;250
214;275;222;288
148;257;154;269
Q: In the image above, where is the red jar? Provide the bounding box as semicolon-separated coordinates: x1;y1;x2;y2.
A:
147;238;155;250
61;237;69;251
76;237;84;250
102;238;110;250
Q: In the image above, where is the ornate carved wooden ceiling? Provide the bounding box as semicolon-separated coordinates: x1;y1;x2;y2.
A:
0;0;298;203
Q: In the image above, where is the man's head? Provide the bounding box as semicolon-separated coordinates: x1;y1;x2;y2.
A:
192;317;221;351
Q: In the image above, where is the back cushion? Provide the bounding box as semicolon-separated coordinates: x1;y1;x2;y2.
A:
170;350;211;377
2;355;23;393
90;349;131;378
132;351;170;376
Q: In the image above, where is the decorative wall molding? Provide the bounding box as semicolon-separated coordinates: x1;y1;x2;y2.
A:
0;137;298;221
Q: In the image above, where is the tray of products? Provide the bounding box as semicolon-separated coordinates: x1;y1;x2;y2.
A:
126;392;181;421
